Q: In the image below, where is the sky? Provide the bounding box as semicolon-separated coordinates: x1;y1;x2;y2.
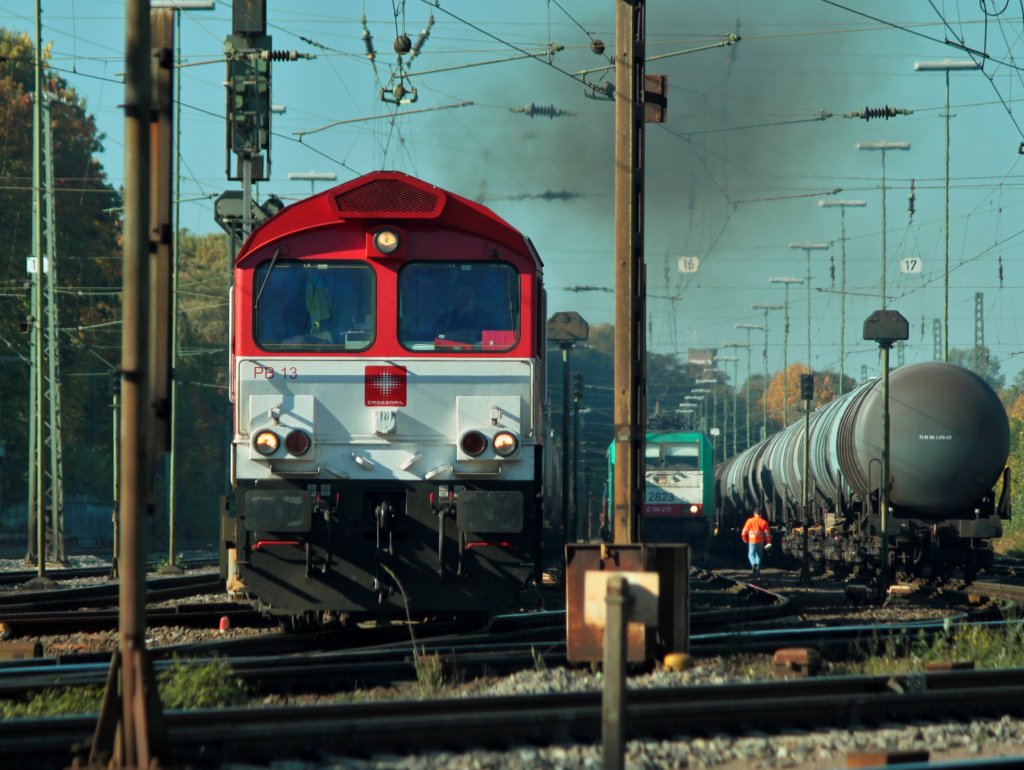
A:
7;1;1024;388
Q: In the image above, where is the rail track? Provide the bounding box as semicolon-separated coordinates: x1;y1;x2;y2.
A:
4;666;1024;769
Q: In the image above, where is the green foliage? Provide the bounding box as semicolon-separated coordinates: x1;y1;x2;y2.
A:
997;393;1024;555
0;26;121;512
846;621;1024;674
0;685;104;719
0;658;247;718
947;345;1005;391
415;651;456;696
158;657;248;709
531;645;547;672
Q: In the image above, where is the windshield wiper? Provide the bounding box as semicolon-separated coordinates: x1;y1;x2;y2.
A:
254;248;280;310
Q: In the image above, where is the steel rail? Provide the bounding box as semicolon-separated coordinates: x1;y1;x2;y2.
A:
7;668;1024;769
0;573;223;611
0;603;265;636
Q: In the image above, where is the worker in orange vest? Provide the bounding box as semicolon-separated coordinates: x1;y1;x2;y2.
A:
741;505;772;577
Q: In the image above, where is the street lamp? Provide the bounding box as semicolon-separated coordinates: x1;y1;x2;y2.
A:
914;60;980;362
818;199;867;394
288;170;338;194
855;141;911;308
717;354;740;456
696;378;720;461
751;303;781;439
721;340;750;450
789;243;830;378
684;394;707;432
768;277;803;423
735;324;763;449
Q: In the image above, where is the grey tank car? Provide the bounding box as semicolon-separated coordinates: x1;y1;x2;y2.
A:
714;362;1010;580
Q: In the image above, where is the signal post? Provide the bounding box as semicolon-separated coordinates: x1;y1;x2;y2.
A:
565;0;688;669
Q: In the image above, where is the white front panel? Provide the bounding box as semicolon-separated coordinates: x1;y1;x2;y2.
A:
233;357;538;482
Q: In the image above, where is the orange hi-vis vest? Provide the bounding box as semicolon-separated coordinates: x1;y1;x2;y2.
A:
741;515;771;545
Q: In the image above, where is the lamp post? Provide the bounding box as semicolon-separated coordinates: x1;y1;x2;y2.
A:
696;379;719;461
720;341;750;451
735;324;763;449
717;355;739;456
914;60;979;362
818;200;867;394
769;277;803;423
287;170;338;194
863;309;910;590
751;304;781;439
788;243;830;377
677;406;696;431
855;141;911;309
683;395;706;433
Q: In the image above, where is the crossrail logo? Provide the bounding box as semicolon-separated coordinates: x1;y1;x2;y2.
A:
365;365;407;406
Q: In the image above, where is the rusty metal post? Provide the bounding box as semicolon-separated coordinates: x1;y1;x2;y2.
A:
90;3;166;765
613;0;646;545
602;575;630;770
150;8;176;571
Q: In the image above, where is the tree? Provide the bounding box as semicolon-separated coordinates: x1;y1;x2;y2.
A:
169;231;233;540
762;363;852;429
948;345;1004;391
0;29;121;515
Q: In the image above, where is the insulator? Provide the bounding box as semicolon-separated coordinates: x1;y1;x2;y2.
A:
850;105;912;121
591;38;605;55
908;179;916;221
999;255;1004;286
261;50;299;62
409;14;434;62
394;34;412;55
393;83;406;101
361;15;376;61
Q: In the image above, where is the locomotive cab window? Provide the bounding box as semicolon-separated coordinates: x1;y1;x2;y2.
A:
398;261;520;352
253;260;374;350
646;444;700;471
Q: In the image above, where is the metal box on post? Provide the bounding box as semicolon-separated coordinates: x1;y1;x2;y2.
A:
565;542;689;663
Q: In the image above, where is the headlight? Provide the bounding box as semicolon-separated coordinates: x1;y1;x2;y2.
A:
460;430;488;457
253;430;280;456
689;504;700;514
493;431;519;457
373;228;400;254
285;430;311;456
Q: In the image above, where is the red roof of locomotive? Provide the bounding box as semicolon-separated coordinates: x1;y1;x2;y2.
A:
235;170;541;267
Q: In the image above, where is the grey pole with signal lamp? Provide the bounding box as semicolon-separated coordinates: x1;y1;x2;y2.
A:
798;372;814;586
863;309;909;591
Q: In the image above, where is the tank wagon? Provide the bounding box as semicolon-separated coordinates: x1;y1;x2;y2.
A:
715;362;1010;579
223;171;545;621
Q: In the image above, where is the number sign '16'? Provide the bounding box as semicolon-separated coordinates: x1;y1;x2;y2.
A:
678;256;700;273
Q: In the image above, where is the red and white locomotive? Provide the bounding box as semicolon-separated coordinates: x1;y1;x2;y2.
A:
224;171;545;621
